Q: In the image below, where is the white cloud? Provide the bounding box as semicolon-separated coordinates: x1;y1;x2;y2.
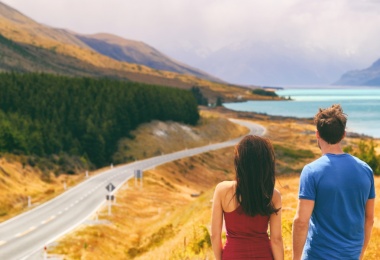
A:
3;0;380;49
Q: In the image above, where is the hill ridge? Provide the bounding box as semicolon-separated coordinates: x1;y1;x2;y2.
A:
334;57;380;86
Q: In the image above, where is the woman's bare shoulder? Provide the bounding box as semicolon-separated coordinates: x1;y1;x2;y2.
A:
272;188;282;205
216;180;235;189
215;181;237;211
215;181;235;193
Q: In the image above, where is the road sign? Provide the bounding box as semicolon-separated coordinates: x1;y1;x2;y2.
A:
106;183;115;192
106;195;114;201
134;169;143;178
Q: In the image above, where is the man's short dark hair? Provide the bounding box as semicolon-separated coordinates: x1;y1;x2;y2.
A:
314;104;347;144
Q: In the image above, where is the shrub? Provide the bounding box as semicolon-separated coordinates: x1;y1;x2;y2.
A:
274;144;314;159
344;140;380;175
190;225;211;254
127;224;174;258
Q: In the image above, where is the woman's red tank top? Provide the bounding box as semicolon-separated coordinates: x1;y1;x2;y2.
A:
222;205;273;259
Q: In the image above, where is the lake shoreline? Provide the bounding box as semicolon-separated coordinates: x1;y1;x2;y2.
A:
214;105;378;140
223;88;380;139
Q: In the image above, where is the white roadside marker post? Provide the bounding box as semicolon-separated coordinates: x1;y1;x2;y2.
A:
105;183;115;216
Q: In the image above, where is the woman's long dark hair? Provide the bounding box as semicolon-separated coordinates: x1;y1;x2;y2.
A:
234;135;279;216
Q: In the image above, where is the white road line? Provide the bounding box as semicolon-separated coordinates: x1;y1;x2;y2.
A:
15;226;36;237
41;215;56;224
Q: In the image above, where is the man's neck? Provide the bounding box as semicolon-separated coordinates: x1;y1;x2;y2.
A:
320;143;344;155
316;131;346;155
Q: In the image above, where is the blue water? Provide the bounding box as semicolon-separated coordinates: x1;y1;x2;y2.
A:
224;88;380;138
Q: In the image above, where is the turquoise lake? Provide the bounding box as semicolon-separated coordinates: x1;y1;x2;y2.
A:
223;87;380;138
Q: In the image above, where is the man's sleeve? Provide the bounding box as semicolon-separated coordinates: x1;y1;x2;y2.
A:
299;165;316;201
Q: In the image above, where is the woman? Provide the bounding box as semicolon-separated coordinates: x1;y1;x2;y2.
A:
211;135;283;259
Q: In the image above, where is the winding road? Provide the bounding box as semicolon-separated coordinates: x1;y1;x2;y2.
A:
0;119;265;260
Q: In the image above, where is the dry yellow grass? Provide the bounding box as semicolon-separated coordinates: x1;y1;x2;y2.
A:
0;157;123;223
0;156;89;222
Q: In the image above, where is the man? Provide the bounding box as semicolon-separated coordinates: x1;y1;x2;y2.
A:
292;104;375;259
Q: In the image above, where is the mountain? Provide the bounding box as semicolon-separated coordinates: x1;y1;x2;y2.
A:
1;2;243;100
333;58;380;86
177;40;362;86
75;33;222;83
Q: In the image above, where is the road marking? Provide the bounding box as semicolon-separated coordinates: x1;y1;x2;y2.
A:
0;240;6;246
15;226;36;237
41;215;56;224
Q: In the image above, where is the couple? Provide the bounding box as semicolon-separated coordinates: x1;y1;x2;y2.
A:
211;104;376;260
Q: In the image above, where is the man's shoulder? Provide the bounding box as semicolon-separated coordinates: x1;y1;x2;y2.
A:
340;153;373;172
303;156;327;169
348;153;370;165
306;153;352;167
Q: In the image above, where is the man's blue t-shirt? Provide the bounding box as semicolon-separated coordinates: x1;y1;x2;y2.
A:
299;153;375;259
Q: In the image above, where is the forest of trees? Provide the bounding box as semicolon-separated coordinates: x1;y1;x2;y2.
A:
0;72;200;168
251;88;278;97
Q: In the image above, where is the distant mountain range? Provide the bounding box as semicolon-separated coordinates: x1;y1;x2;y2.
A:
76;33;222;82
333;58;380;86
177;40;380;87
0;2;232;95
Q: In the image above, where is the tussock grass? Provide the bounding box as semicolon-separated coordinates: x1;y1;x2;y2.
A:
0;155;88;222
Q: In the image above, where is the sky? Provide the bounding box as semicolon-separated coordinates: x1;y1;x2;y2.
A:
2;0;380;84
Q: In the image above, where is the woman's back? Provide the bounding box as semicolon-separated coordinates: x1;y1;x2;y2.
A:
211;135;283;260
219;181;273;259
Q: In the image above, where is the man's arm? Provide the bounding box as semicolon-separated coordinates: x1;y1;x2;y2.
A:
360;198;375;260
292;199;314;260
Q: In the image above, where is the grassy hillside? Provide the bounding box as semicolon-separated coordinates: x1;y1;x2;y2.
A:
0;34;126;78
31;108;378;260
0;155;87;221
